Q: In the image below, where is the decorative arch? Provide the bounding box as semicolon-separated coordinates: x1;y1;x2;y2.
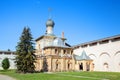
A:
114;51;120;71
99;52;111;57
114;51;120;56
99;52;111;71
55;59;61;71
103;62;108;65
88;54;97;58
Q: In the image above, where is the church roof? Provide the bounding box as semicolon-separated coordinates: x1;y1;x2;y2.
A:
35;35;56;41
73;51;92;61
43;45;72;49
0;51;15;54
53;37;64;46
43;37;72;49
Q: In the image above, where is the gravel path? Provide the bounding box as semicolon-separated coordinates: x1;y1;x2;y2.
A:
0;74;16;80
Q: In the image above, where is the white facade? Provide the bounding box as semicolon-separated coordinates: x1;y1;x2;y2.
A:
73;35;120;72
0;51;16;70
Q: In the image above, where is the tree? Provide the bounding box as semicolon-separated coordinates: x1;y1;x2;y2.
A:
15;27;36;73
42;57;48;72
7;49;11;51
2;58;10;70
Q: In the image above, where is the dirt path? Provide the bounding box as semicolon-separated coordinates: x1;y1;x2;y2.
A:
0;74;16;80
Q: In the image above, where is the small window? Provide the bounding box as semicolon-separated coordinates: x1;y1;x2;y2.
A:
56;64;58;69
68;63;70;69
64;50;66;54
55;49;57;54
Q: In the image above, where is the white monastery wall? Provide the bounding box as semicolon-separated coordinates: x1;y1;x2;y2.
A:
0;52;16;70
74;39;120;72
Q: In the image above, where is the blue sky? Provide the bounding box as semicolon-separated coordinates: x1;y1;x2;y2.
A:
0;0;120;51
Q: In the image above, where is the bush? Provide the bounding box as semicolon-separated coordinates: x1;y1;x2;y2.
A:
2;58;10;70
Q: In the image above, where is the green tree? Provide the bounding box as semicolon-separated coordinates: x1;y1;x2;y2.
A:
2;58;10;70
15;27;36;73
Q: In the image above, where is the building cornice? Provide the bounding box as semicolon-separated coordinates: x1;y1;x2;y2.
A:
73;34;120;48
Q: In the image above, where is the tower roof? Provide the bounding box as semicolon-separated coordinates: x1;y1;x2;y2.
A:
73;51;92;61
46;19;55;27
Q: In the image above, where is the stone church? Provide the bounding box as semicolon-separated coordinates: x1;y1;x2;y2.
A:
35;18;94;72
35;19;74;72
35;18;120;72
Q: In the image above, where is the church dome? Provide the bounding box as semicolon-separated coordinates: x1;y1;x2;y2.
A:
53;37;64;46
46;19;55;27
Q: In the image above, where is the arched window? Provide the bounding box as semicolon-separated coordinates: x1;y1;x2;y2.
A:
56;64;58;69
56;60;58;69
63;50;66;54
103;62;109;71
68;63;70;70
55;49;57;54
86;62;90;71
104;63;108;68
67;60;71;70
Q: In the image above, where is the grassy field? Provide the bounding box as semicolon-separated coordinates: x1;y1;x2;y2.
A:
0;70;120;80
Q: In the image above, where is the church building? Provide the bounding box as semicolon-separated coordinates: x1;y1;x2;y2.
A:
35;19;93;72
35;18;120;72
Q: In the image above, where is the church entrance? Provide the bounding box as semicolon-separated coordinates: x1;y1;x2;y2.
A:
79;63;83;70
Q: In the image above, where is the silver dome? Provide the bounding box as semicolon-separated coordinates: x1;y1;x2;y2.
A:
46;19;55;27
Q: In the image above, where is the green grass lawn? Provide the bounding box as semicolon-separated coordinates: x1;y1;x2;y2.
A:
0;70;120;80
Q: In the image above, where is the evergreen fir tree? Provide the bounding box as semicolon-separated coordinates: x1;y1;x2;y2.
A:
15;27;36;73
2;58;10;70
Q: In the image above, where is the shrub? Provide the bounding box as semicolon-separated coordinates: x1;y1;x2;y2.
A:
2;58;10;70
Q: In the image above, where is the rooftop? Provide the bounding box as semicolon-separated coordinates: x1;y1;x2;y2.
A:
73;51;92;61
73;34;120;48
